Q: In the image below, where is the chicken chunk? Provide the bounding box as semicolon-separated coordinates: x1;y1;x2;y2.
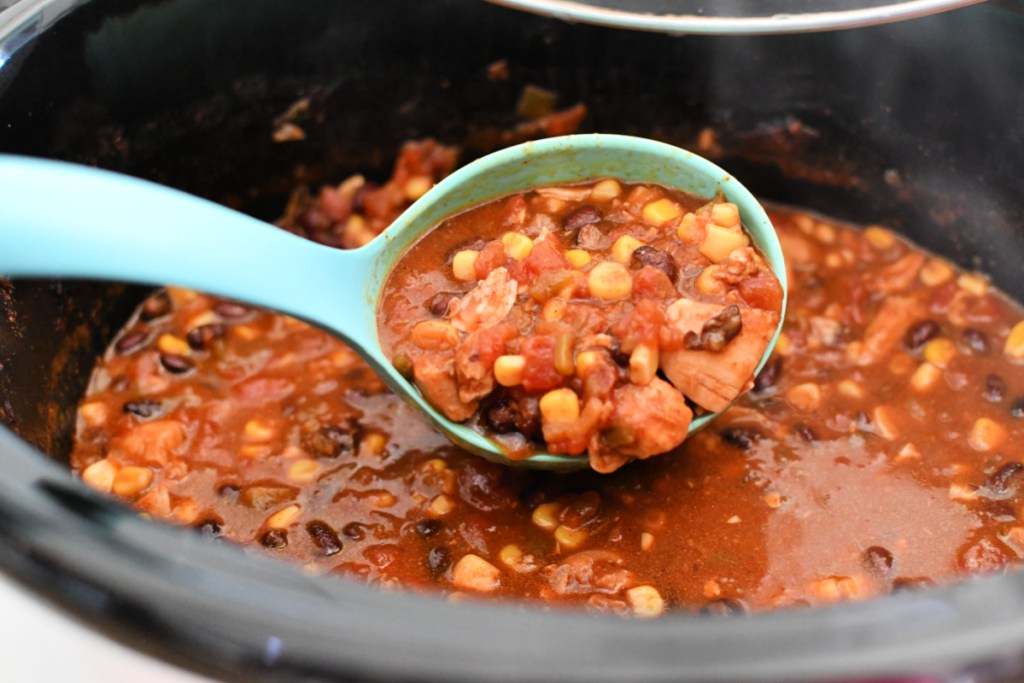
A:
413;352;478;421
588;378;693;473
857;296;926;366
660;299;779;413
448;267;517;333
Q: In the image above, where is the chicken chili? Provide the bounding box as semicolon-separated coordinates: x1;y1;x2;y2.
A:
379;180;783;471
71;145;1024;617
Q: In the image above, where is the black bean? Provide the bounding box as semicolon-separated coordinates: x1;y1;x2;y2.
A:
795;424;818;442
217;484;240;499
195;519;222;538
685;305;743;352
123;400;162;419
485;398;519;434
986;462;1024;492
563;204;602;231
984;374;1006;403
160;354;194;374
115;331;148;354
575;223;608;250
903;320;941;351
863;546;894;575
214;301;250;319
961;328;991;354
1012;398;1024;419
426;546;452;577
893;576;934;592
140;291;172;321
699;599;747;616
303;425;356;458
753;357;783;393
261;529;288;549
341;522;367;541
187;323;225;350
415;519;442;538
425;291;460;317
306;521;342;556
721;426;763;450
632;246;678;281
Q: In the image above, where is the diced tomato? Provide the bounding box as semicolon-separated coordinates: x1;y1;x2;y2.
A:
633;266;678;300
474;323;518;368
737;276;784;312
521;236;569;279
612;299;664;353
474;240;508;279
538;103;587;137
500;194;527;229
232;377;296;402
520;336;563;393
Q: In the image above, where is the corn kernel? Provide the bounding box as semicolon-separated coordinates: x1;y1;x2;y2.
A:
231;324;260;341
363;432;388;455
814;223;837;245
369;491;397;508
539;388;581;424
287;459;320;483
587;261;632;300
575;349;606;377
424;458;447;474
590;178;621;202
244;419;276;442
837;379;864;400
872;406;900;440
640;532;654;551
403;175;433;201
564;249;592;268
888;353;914;375
896;442;922;462
774;333;793;356
825;252;844;269
786;383;821;412
502;232;534;261
920;258;954;286
342;214;375;247
78;401;109;428
112;466;154;497
531;502;562;531
763;491;783;508
923;338;957;368
174;499;199;525
611;235;646;264
541;298;566;322
554;525;588;549
695;265;725;295
267;504;301;529
676;213;703;243
451;554;501;592
156;333;190;356
81;458;119;493
494;355;526;387
499;544;524;567
411;319;460;350
864;226;897;250
629;344;659;386
949;483;978;501
969;417;1008;451
429;494;454;516
710;202;740;228
1005;321;1024;360
810;576;859;603
910;362;943;392
626;585;665;618
958;272;989;297
452;250;479;281
700;224;749;263
642;198;683;225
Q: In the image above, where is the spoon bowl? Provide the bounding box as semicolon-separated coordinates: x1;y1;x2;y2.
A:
0;134;786;470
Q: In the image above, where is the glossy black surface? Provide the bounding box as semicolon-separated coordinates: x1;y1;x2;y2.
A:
0;0;1023;680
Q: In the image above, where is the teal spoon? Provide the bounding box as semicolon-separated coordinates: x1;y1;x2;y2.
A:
0;134;786;471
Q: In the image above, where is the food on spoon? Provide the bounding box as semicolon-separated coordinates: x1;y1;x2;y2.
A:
377;180;783;471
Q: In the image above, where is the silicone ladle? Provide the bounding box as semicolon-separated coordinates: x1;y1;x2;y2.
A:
0;134;787;470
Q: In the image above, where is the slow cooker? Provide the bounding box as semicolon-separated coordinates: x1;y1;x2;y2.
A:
1;0;1023;680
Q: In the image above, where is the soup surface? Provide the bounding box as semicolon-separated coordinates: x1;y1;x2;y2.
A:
71;143;1024;617
379;180;782;471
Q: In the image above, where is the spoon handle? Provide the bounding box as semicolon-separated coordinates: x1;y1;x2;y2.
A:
0;155;380;353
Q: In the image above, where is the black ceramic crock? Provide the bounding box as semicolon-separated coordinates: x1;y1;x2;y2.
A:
1;1;1023;680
